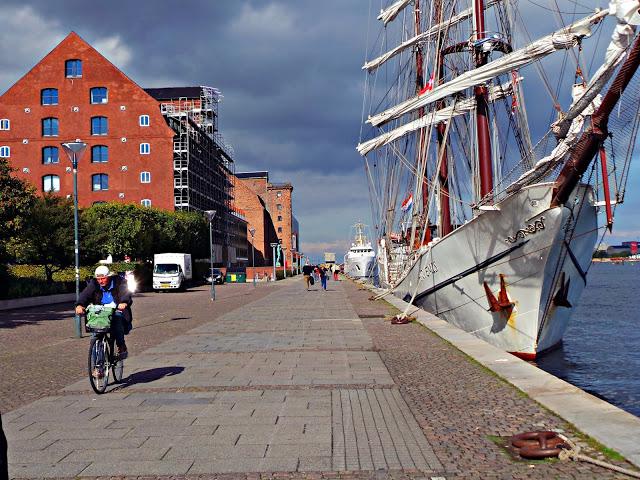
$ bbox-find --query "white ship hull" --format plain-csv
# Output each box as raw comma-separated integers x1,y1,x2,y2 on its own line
388,183,597,359
345,254,376,279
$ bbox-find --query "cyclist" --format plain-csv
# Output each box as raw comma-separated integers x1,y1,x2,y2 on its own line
75,265,133,359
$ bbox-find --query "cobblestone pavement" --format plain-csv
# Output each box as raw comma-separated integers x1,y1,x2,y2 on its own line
3,277,637,478
0,283,281,412
342,279,636,479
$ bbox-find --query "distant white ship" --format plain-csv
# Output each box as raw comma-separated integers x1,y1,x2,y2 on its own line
344,223,376,279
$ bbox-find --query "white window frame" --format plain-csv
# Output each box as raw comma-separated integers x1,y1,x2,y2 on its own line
139,143,150,154
43,175,60,192
0,146,9,158
140,171,151,183
141,199,152,207
0,119,9,130
139,115,150,126
90,87,108,104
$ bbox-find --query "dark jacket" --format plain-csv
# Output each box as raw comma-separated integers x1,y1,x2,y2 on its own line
78,275,132,323
302,265,313,276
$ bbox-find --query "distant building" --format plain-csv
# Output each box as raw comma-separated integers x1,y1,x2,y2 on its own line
235,171,300,268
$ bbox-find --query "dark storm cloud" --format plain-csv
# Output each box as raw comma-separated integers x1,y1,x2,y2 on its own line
2,0,639,253
0,0,373,255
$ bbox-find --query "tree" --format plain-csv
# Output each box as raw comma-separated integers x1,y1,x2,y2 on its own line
0,158,35,295
8,195,74,283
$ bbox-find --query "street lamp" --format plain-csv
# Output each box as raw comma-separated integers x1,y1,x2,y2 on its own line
270,242,279,281
248,227,256,287
61,141,87,338
205,210,216,301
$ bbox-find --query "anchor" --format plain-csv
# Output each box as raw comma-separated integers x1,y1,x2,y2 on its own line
483,274,515,315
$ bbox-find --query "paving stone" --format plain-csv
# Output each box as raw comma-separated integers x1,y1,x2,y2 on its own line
9,462,90,478
79,459,193,476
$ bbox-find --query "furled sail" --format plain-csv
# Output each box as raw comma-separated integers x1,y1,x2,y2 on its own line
367,10,608,127
377,0,412,26
364,1,500,72
357,80,517,156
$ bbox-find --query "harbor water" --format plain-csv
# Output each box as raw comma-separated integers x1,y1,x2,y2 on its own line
536,262,640,418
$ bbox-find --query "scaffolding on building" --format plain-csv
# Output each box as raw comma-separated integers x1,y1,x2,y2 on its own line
151,86,235,259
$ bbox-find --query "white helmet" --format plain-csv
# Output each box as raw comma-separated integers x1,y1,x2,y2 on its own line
94,265,110,278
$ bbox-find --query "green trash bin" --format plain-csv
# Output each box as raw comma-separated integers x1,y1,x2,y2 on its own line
225,272,247,283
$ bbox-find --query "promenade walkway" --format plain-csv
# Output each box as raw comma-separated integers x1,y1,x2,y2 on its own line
4,277,635,478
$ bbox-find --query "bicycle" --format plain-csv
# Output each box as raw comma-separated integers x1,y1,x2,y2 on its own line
84,305,125,394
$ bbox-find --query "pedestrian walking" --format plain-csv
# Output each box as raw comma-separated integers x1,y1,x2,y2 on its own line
332,264,339,281
302,263,314,290
320,266,328,291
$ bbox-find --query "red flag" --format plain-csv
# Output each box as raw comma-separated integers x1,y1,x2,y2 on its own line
419,73,435,95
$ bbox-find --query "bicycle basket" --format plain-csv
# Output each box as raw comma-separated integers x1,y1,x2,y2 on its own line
86,306,113,331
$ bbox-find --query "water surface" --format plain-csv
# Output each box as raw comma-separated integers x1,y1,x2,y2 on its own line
536,262,640,417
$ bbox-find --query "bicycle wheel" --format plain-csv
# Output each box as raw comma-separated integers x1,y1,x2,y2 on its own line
88,336,109,394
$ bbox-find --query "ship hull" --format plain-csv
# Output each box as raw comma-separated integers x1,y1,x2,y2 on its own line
345,254,377,279
389,183,597,358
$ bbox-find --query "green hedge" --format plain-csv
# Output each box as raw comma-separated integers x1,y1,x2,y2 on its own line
4,262,152,299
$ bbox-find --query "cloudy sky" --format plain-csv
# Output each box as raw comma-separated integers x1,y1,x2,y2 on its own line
1,0,637,261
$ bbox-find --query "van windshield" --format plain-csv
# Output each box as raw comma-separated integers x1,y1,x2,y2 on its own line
154,263,180,274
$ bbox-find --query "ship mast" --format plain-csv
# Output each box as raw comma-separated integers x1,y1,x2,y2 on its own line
473,0,494,200
435,0,452,236
414,0,432,245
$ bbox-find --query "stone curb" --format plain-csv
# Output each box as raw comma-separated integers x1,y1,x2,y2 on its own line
365,284,640,468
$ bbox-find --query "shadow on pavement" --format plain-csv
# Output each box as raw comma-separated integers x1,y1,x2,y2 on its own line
0,306,72,329
119,366,185,388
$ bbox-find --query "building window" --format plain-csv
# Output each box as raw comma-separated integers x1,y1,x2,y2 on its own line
277,191,282,197
42,146,59,164
43,175,60,192
41,88,58,105
278,227,283,233
140,171,151,183
91,116,108,135
141,199,152,207
92,173,108,191
42,117,59,136
139,115,150,126
91,145,108,163
277,215,282,222
90,87,108,104
0,146,9,158
139,143,150,154
276,204,283,211
0,119,9,130
65,59,82,78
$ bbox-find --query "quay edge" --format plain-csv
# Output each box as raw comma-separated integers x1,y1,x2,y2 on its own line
362,281,640,468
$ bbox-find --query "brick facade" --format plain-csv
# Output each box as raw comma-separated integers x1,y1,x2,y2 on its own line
233,179,277,266
0,32,175,210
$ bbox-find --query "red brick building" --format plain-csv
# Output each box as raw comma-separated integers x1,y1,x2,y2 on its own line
236,171,300,268
0,32,175,209
233,179,277,266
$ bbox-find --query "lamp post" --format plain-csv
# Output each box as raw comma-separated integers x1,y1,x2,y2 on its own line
205,210,217,301
270,242,278,281
61,141,87,338
249,227,256,287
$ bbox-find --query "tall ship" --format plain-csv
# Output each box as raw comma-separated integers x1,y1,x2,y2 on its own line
358,0,640,358
344,223,377,279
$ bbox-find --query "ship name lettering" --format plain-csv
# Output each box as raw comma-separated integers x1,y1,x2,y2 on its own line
505,216,545,244
419,262,438,279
